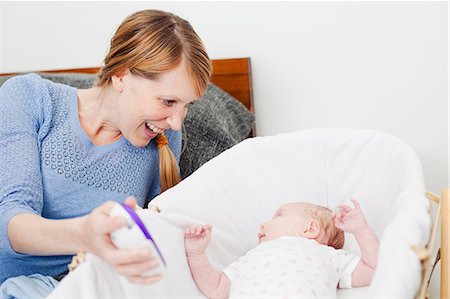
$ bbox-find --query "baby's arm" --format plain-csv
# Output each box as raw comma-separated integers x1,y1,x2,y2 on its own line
185,224,231,299
333,199,380,287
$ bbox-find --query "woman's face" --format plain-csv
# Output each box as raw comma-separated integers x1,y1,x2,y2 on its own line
113,61,199,147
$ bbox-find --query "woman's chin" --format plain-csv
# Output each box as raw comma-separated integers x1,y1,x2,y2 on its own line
130,136,154,148
128,129,158,147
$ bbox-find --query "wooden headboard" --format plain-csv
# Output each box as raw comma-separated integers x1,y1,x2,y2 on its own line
1,58,253,111
210,58,253,113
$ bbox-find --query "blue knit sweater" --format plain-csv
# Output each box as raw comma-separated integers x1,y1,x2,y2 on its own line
0,74,181,283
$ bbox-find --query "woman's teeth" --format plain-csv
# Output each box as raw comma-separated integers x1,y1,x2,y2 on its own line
146,122,164,134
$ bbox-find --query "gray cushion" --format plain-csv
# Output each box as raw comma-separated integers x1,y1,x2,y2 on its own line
180,83,254,178
0,73,255,179
0,73,96,89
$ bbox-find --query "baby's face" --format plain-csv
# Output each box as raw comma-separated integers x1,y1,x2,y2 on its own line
258,203,311,243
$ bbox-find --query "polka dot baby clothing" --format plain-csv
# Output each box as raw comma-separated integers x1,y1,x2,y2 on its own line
223,236,360,298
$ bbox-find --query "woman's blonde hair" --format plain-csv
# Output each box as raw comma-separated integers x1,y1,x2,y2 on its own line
97,9,211,193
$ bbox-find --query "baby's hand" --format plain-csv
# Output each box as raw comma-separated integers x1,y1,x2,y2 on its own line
184,224,212,257
333,199,369,235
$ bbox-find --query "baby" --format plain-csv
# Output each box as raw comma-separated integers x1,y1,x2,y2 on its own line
184,199,379,298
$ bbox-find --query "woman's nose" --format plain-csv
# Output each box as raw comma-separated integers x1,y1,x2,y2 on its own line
166,108,185,131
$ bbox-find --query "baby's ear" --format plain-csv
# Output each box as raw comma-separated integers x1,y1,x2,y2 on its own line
303,219,321,240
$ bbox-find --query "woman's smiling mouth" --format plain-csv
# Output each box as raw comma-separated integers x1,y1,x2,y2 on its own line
145,122,164,134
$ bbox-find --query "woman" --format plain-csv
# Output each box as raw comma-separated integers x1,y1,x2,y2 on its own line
0,9,211,289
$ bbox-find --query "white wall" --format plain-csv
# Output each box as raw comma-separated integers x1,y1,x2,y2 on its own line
1,1,448,195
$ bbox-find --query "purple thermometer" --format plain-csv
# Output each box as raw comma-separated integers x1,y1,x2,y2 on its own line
110,203,167,276
119,203,166,267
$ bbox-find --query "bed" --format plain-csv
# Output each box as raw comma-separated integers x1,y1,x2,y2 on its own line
1,58,447,298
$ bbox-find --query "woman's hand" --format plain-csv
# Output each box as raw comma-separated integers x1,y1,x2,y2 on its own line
78,197,161,284
184,224,212,257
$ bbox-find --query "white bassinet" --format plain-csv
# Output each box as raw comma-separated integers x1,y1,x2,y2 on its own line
49,128,432,298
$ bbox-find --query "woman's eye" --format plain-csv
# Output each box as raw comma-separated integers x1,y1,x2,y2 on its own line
162,99,176,106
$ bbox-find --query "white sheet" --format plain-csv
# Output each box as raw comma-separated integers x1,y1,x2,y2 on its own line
48,128,430,298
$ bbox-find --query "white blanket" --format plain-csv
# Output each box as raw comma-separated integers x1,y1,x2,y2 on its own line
48,128,430,298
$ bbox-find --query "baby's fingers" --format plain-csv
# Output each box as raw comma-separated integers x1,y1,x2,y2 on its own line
184,227,196,237
193,225,201,235
350,198,361,210
185,225,201,236
332,212,342,222
334,209,346,219
184,224,212,237
334,217,345,229
337,205,353,214
195,224,212,236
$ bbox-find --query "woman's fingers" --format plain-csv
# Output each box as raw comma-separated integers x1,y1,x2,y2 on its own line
96,200,120,216
101,216,128,235
106,248,155,266
89,201,128,235
116,259,160,277
123,196,138,209
127,273,162,285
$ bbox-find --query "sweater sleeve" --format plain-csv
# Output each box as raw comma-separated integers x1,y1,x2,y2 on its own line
0,74,49,256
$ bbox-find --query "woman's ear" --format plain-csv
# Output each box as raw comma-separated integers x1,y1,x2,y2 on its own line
111,71,128,93
302,219,321,240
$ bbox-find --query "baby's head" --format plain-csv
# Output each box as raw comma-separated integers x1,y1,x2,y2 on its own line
258,202,344,249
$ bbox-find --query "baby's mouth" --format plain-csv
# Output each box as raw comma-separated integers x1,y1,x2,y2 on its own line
258,232,265,240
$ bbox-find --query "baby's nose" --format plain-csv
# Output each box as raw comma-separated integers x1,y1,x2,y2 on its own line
260,224,265,230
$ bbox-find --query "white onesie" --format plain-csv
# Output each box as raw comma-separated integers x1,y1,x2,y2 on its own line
223,236,360,298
